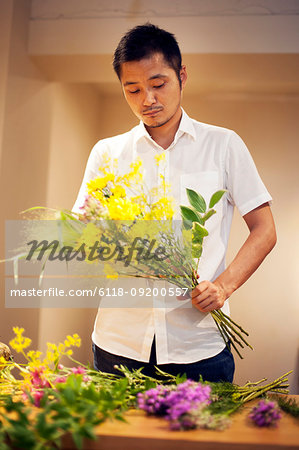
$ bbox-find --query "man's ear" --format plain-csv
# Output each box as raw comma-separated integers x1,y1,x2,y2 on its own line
180,65,187,89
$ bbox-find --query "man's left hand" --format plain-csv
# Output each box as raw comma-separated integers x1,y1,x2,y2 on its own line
191,281,226,312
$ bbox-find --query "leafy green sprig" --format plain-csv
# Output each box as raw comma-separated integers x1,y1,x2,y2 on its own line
180,188,253,359
275,395,299,419
0,373,130,450
205,371,292,417
0,353,294,450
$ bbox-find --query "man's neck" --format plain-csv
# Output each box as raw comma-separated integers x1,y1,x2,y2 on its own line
145,109,182,150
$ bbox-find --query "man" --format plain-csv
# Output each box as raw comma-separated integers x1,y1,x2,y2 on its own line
73,23,276,382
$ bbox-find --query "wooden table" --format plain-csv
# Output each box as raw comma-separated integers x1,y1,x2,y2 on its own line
63,397,299,450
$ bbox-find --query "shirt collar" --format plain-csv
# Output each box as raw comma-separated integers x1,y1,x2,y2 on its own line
134,108,196,146
177,108,196,141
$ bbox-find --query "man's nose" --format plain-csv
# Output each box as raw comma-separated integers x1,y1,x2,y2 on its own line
143,89,156,106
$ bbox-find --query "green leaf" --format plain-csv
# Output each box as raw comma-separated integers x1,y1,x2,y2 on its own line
202,209,216,223
192,222,209,241
180,206,201,223
144,378,156,391
186,189,207,213
209,190,226,208
192,243,203,258
72,431,83,449
63,387,76,405
175,372,187,384
182,219,193,231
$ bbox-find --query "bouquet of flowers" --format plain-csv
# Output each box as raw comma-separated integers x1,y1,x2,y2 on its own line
8,153,251,357
0,327,294,449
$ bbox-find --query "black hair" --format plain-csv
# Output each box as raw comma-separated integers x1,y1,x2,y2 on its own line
113,23,182,84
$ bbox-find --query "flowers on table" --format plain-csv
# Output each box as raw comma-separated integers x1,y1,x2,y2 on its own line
165,380,212,429
249,399,282,427
0,328,134,449
137,380,229,431
138,380,231,431
0,327,296,448
137,384,171,415
137,370,293,432
275,395,299,418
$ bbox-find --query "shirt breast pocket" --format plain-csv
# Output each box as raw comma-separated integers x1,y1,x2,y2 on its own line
180,171,220,207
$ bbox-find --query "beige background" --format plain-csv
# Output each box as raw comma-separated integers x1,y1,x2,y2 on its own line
0,0,298,393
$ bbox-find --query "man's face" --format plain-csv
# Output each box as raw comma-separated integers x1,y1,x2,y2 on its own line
120,53,187,130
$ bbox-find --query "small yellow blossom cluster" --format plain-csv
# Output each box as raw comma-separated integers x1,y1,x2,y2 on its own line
85,153,174,221
44,334,81,368
9,327,81,371
9,327,32,354
86,158,143,220
1,328,84,400
75,153,175,277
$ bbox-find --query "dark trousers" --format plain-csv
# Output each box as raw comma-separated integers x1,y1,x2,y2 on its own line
93,337,235,383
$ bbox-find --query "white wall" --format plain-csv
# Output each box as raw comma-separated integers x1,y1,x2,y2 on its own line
1,0,298,392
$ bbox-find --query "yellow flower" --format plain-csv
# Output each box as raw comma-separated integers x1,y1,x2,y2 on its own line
107,197,141,220
122,158,143,186
144,197,175,220
9,327,32,353
87,173,115,196
111,185,126,198
27,350,42,364
72,334,81,347
44,342,59,365
64,334,81,348
84,154,174,223
155,152,166,164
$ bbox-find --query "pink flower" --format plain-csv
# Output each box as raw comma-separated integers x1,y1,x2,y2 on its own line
30,366,50,388
71,366,86,375
83,375,92,383
23,390,44,407
32,390,44,407
55,376,67,384
79,195,105,222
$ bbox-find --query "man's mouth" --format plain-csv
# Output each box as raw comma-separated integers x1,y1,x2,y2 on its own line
143,108,163,117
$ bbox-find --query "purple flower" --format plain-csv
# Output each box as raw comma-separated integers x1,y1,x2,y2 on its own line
165,380,211,430
249,399,282,427
137,380,212,430
137,385,172,415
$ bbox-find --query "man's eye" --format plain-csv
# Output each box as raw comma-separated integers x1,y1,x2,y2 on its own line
129,89,140,94
154,84,164,89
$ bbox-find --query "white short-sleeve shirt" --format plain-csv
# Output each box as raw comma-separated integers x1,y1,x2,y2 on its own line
73,109,272,364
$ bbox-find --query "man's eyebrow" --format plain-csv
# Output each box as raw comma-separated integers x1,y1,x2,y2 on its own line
123,81,138,86
123,74,168,86
148,74,168,80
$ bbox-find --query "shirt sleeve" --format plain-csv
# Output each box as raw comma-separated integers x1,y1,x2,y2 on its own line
225,131,272,216
72,141,106,213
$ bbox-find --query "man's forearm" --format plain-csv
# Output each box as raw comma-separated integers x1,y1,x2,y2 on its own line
191,203,276,312
214,204,277,299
